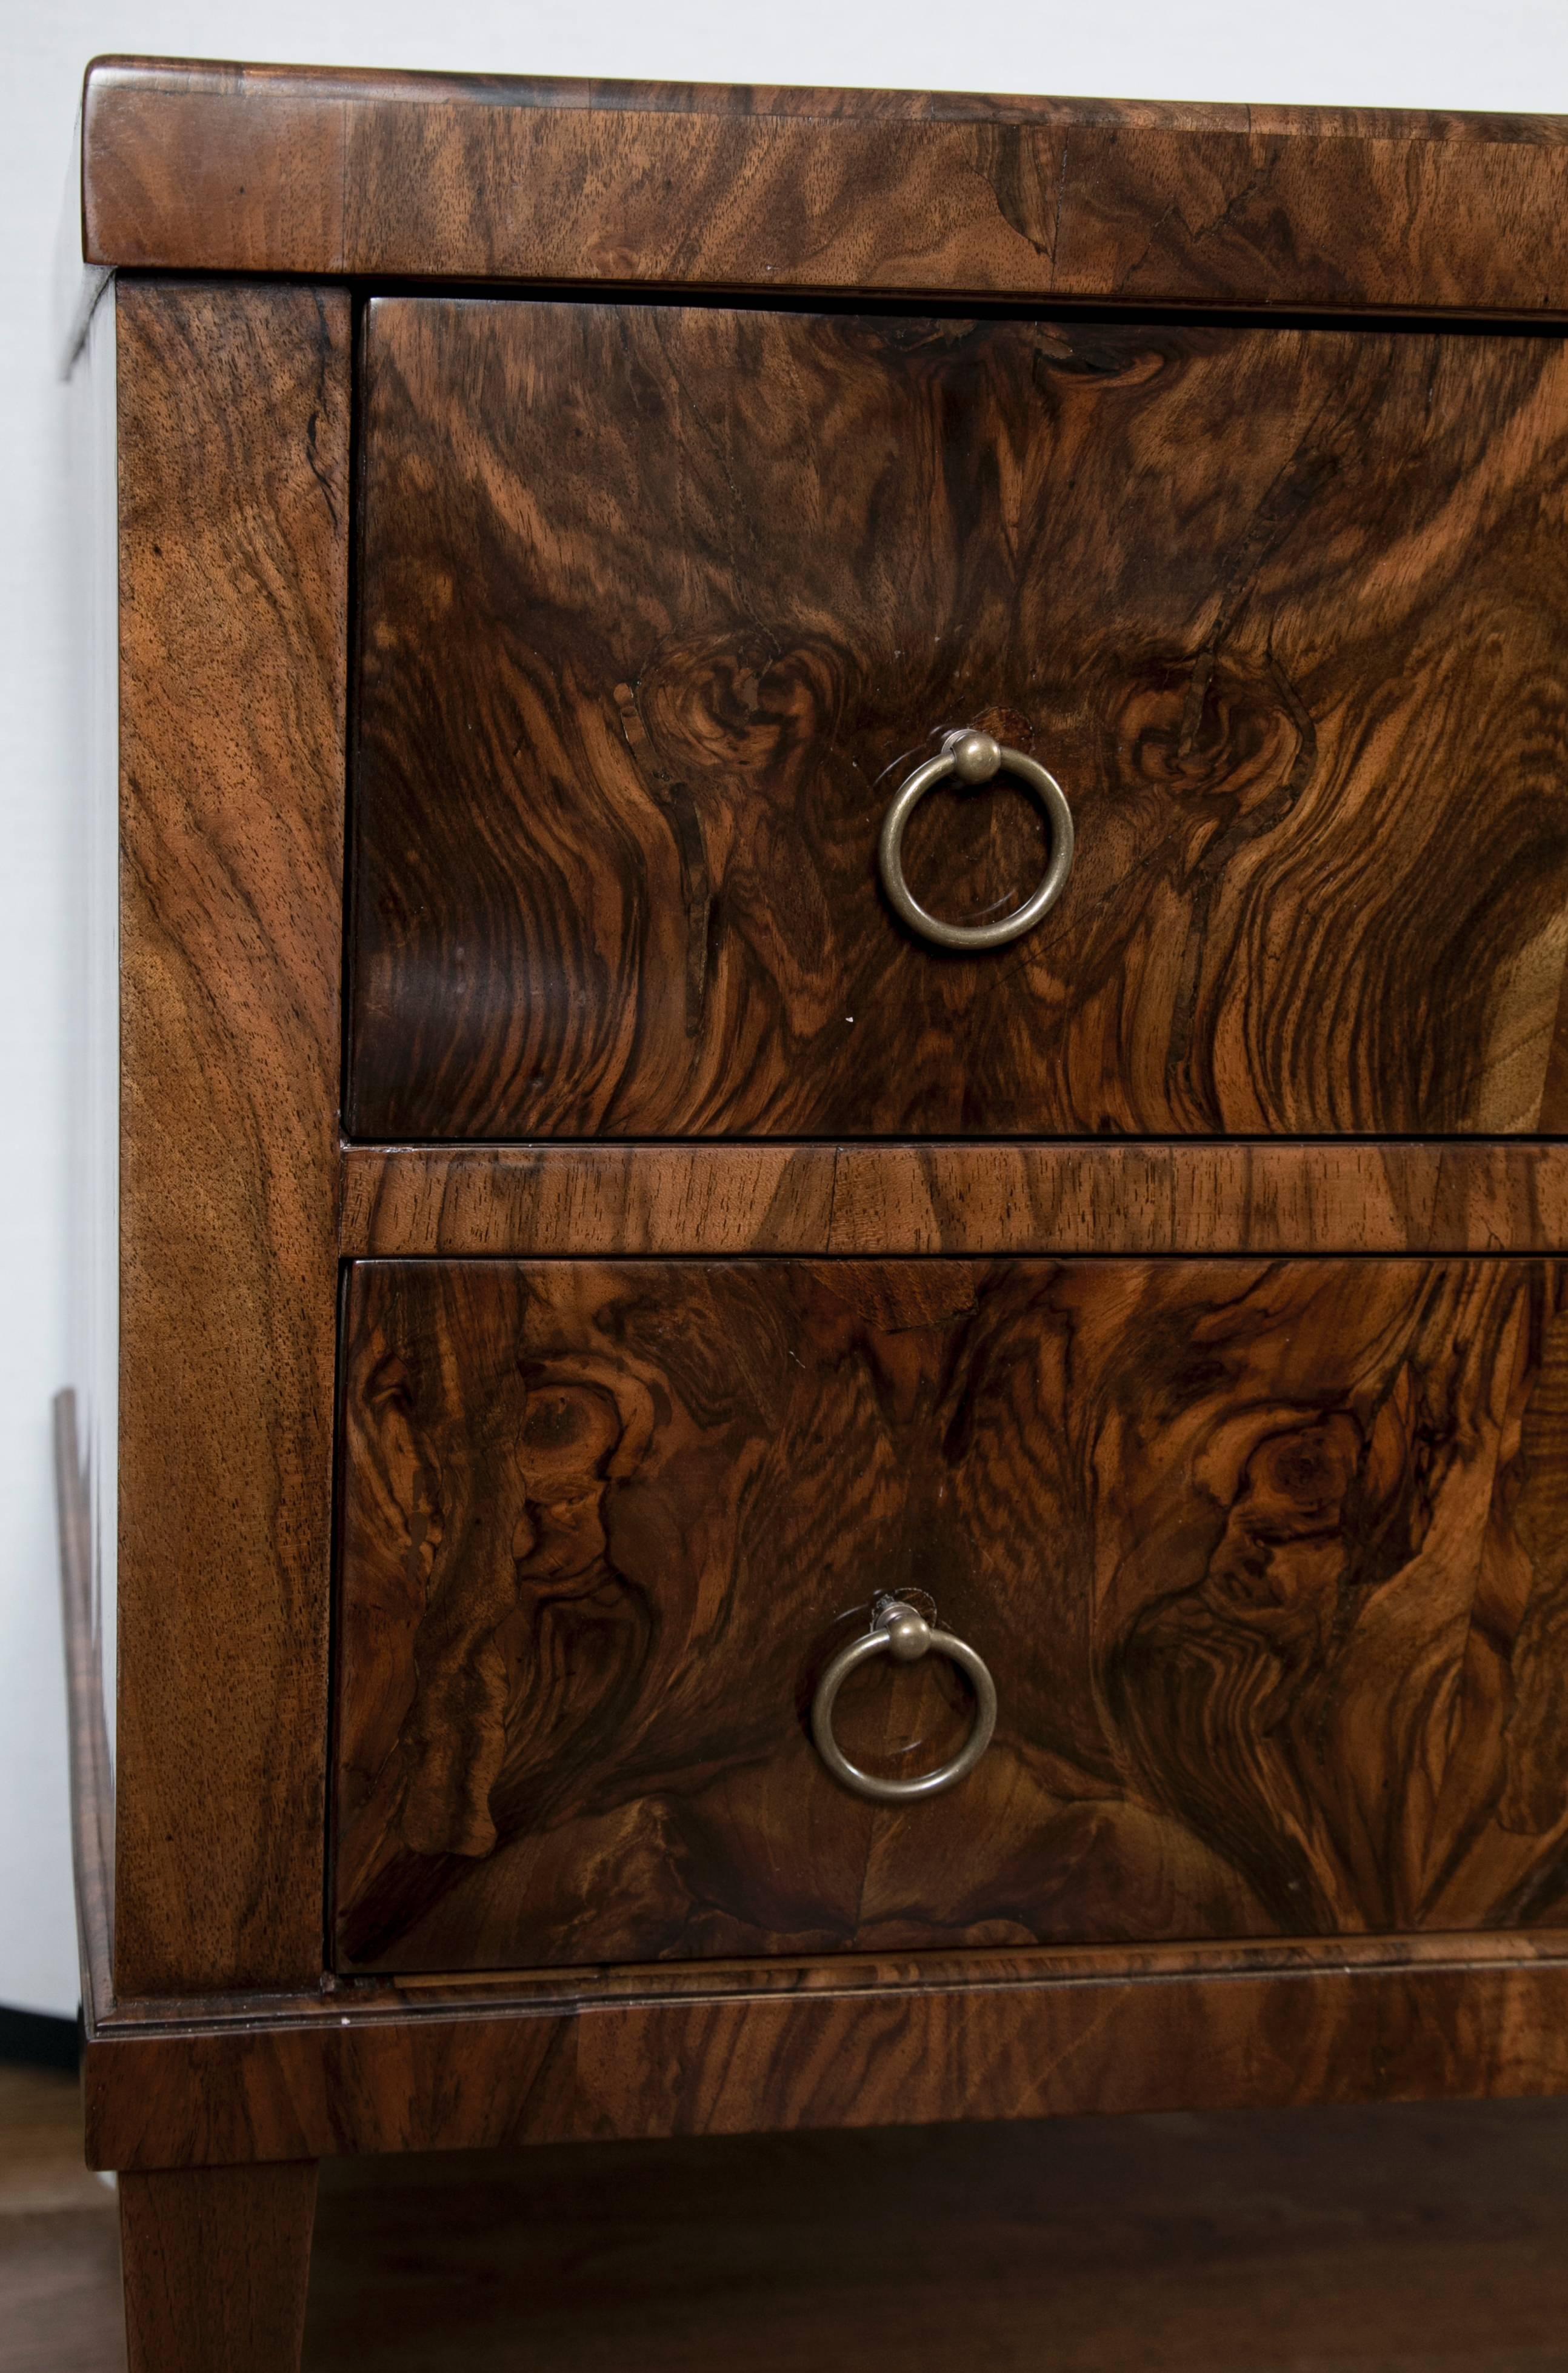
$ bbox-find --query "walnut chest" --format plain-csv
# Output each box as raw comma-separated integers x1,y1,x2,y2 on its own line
61,56,1568,2370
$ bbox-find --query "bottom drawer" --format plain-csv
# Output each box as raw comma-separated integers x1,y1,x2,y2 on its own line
332,1257,1568,1974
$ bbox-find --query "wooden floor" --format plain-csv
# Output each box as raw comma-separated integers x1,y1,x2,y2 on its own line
6,2061,1568,2369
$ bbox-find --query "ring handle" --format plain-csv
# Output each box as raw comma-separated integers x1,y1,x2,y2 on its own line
810,1597,998,1803
878,729,1075,950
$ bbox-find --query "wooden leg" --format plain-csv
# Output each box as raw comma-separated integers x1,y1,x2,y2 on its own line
119,2160,318,2372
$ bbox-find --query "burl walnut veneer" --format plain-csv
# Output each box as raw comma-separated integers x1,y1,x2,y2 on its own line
59,55,1568,2372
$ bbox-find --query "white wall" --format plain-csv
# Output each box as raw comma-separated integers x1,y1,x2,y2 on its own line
4,0,1568,2018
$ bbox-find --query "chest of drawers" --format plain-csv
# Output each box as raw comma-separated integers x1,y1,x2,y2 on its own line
59,56,1568,2369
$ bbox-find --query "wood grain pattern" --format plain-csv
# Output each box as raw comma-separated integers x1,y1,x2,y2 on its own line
342,1140,1568,1258
81,59,1568,315
81,1952,1568,2172
336,1257,1568,1974
116,282,349,1995
350,299,1568,1141
120,2160,317,2373
340,1143,837,1258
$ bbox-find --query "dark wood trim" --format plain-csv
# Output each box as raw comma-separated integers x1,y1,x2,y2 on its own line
53,1389,113,2033
81,58,1568,313
115,282,350,1996
72,1926,1568,2028
339,1142,837,1256
83,1944,1568,2172
365,1927,1568,1997
76,59,1568,138
339,1140,1568,1258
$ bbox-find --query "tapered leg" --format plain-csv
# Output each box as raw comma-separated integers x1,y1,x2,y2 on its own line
119,2160,318,2372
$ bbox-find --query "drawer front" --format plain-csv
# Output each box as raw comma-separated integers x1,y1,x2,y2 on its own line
333,1257,1568,1974
349,298,1568,1141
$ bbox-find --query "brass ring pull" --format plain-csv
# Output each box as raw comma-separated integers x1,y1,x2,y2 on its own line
878,729,1075,950
810,1598,998,1803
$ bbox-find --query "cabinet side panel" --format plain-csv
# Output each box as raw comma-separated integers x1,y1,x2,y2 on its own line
115,281,349,1995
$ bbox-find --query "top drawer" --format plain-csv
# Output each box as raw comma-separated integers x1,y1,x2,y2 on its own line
349,297,1568,1141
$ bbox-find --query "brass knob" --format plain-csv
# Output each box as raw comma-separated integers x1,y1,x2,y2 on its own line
877,729,1074,950
810,1598,998,1803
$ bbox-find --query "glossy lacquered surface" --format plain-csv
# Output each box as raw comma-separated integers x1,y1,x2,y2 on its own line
350,298,1568,1141
78,59,1568,316
334,1256,1568,1974
338,1140,1568,1258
